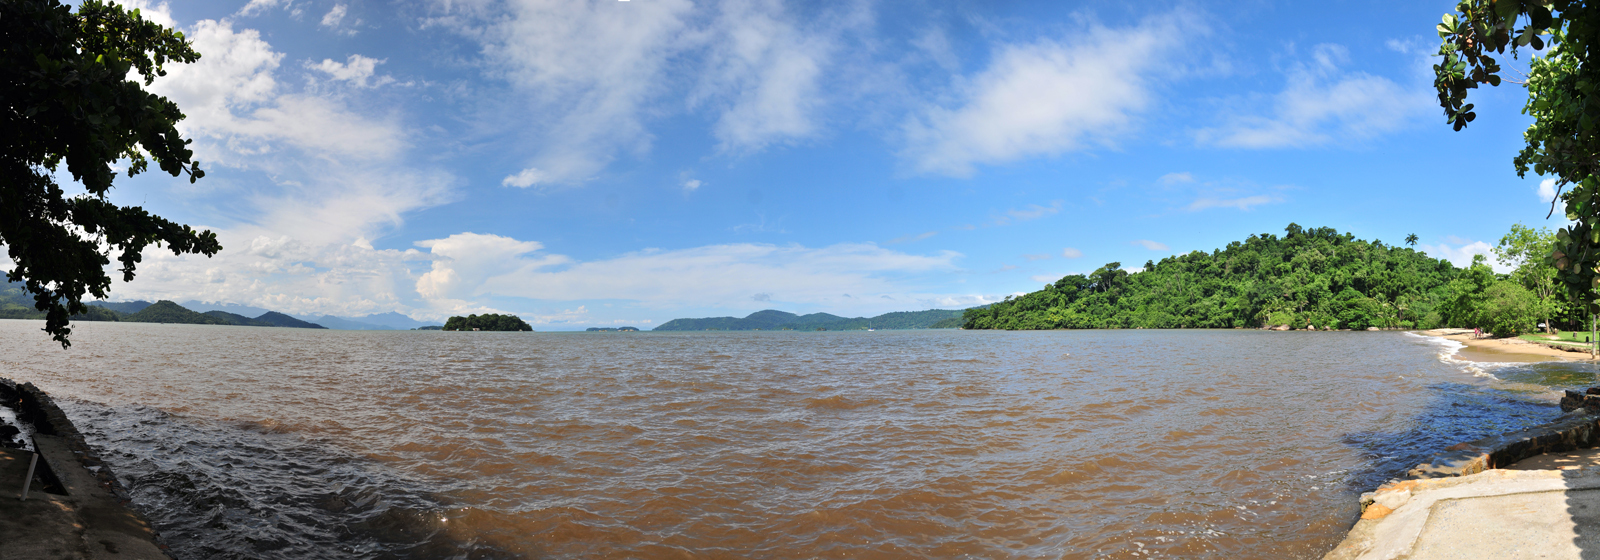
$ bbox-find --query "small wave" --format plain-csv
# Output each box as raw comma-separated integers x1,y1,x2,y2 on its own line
1403,331,1503,380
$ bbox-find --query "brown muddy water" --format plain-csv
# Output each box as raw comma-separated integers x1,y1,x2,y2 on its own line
0,320,1594,559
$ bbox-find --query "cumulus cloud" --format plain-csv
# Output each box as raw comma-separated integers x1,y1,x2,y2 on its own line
1132,239,1169,251
1187,195,1280,211
1195,44,1430,148
1420,240,1512,273
902,13,1196,176
1061,247,1084,258
95,11,459,319
321,4,348,28
109,0,176,28
502,168,545,188
682,178,703,192
1539,178,1559,204
415,233,566,300
307,55,388,87
148,19,404,163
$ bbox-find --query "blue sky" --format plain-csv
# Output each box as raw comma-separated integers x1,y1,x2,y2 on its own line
79,0,1562,328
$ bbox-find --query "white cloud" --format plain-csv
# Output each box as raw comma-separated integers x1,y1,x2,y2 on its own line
108,0,176,29
902,13,1194,176
1006,200,1063,222
236,0,283,17
1187,195,1279,211
1023,253,1051,261
307,55,388,87
694,0,834,152
444,0,862,187
321,4,348,28
502,168,545,188
98,12,458,318
415,233,566,300
149,19,405,164
1195,43,1430,148
1159,172,1194,185
682,179,703,192
1539,178,1559,204
1420,240,1512,273
1132,239,1169,251
470,0,695,186
1061,247,1083,258
1030,274,1060,283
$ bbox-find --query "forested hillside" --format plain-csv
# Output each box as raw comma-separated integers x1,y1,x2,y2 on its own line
964,224,1519,331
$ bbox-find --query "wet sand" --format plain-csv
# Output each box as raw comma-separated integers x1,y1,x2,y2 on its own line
1420,329,1588,363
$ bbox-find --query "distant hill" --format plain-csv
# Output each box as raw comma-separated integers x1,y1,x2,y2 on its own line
256,312,326,329
351,312,428,330
653,308,967,331
125,301,231,325
203,310,276,327
181,300,271,317
313,315,392,330
89,300,152,314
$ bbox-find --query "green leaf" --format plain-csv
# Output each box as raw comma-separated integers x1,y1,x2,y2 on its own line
1496,0,1519,21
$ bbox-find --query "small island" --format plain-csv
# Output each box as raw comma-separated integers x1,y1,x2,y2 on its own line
442,313,532,332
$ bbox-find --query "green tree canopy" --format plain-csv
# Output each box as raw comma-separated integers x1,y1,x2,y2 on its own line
2,0,220,346
1432,1,1600,310
1494,222,1561,330
443,314,533,332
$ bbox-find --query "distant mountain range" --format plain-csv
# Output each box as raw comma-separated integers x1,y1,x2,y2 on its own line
653,308,967,331
0,282,439,330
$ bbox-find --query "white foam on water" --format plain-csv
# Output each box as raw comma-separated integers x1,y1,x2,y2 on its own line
0,405,34,452
1403,331,1504,380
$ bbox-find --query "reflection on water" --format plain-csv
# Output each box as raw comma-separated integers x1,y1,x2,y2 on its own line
0,321,1592,559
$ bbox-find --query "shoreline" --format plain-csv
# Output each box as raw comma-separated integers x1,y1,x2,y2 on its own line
1417,328,1589,363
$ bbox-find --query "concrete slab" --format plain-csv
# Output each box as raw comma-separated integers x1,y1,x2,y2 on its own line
1509,447,1600,471
0,435,165,559
1324,468,1600,560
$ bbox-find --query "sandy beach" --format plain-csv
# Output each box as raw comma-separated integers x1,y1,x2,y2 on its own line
1420,328,1590,363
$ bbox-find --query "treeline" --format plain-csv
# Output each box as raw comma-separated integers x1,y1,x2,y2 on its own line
964,224,1559,336
443,314,532,332
654,308,965,331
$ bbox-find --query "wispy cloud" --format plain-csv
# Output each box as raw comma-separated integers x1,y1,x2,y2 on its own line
1006,200,1063,222
1194,44,1430,148
887,231,938,244
1159,172,1194,185
1131,239,1169,251
436,0,866,188
902,11,1201,176
1023,253,1052,261
1061,247,1084,258
1186,195,1280,211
